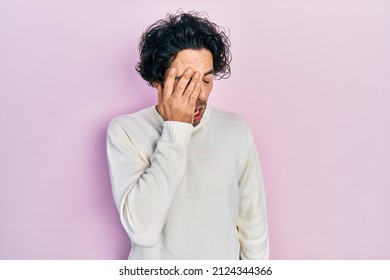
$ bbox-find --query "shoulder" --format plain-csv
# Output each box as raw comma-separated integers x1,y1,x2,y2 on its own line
209,107,251,132
107,106,159,133
106,106,163,153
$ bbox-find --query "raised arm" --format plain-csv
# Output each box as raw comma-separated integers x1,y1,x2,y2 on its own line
107,120,192,247
106,67,201,247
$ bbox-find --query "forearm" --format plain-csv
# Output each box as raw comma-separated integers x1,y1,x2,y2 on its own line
107,121,193,247
238,204,269,260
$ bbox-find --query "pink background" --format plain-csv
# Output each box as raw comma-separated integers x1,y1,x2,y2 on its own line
1,0,389,259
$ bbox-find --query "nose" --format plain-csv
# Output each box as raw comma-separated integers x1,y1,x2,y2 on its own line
197,84,206,101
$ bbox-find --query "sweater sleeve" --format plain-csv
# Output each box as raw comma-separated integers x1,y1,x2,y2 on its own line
106,119,193,247
237,127,270,260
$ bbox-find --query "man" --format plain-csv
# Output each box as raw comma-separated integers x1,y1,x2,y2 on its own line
106,11,269,260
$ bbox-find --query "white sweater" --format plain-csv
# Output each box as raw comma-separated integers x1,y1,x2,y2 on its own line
106,106,269,259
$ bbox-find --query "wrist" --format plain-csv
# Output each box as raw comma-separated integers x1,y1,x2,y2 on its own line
160,121,193,147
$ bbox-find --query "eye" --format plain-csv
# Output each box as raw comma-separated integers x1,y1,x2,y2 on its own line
203,80,211,84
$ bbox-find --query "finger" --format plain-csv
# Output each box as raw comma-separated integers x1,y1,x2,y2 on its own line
188,81,201,107
182,71,200,100
162,68,176,99
172,67,194,98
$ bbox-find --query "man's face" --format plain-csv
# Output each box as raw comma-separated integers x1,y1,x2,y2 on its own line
170,48,214,126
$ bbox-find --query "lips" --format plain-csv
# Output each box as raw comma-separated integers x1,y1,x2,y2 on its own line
193,106,204,122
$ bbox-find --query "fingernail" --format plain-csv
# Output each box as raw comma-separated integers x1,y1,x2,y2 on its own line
170,68,176,75
187,68,193,74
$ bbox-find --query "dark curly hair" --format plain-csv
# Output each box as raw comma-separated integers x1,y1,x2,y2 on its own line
135,11,232,86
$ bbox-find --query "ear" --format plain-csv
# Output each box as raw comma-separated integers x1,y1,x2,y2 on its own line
152,81,160,89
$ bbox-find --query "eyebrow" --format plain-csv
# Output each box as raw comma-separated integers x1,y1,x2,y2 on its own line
175,69,214,80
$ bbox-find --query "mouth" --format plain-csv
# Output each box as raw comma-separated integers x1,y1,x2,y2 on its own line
193,106,205,123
